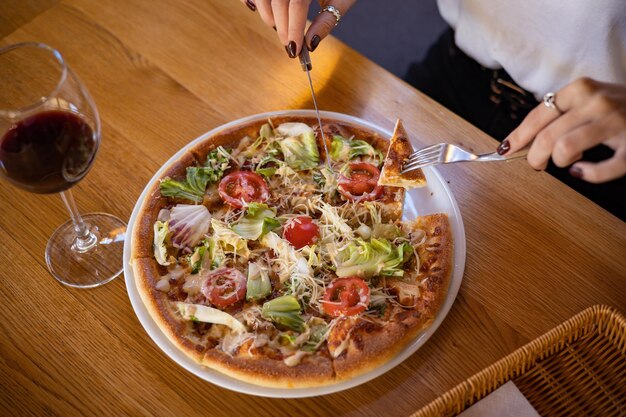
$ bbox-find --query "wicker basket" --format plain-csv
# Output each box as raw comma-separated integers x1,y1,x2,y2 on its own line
413,305,626,417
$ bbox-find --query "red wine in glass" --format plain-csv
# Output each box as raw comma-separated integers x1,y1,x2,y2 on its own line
1,110,97,193
0,42,126,288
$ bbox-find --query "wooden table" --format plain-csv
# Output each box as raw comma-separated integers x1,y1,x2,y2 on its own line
1,1,625,416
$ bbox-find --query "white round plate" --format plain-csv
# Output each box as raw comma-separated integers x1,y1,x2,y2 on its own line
123,110,466,398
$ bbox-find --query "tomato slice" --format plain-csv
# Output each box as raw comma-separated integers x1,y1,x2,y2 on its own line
338,162,383,202
218,171,269,208
283,216,320,249
202,267,247,308
321,277,371,317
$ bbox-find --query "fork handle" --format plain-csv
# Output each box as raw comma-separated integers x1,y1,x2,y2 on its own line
476,149,528,162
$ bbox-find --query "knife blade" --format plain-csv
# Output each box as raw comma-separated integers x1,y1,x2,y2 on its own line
299,46,331,168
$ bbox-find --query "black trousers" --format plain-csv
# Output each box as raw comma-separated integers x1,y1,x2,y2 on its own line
404,29,625,221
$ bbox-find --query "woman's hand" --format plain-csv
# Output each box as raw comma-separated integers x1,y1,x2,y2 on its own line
498,78,626,183
241,0,356,58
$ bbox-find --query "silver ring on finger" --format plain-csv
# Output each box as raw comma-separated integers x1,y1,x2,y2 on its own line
543,92,562,114
319,5,341,26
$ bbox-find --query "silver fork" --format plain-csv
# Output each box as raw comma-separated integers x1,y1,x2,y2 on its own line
401,143,528,173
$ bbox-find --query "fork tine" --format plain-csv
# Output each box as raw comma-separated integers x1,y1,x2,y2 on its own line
404,152,441,167
402,159,440,173
409,145,445,161
402,144,445,171
402,155,440,171
408,148,442,160
408,144,443,158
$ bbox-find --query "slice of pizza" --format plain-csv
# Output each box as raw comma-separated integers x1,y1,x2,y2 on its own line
378,119,427,189
328,213,453,381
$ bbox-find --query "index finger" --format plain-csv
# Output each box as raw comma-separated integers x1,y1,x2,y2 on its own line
255,0,275,29
288,0,312,56
502,78,600,154
305,0,356,51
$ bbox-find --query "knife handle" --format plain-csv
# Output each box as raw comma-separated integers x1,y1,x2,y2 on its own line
299,45,312,71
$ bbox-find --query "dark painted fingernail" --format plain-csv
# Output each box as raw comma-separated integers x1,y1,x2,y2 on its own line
569,166,583,179
286,41,297,58
245,0,256,11
497,139,510,155
309,35,321,52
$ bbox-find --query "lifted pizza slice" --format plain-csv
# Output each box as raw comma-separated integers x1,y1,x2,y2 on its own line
378,119,427,189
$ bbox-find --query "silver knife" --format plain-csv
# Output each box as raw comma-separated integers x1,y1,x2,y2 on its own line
299,46,332,168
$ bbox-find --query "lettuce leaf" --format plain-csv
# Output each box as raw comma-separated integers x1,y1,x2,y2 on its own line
204,147,230,183
246,262,272,301
276,123,319,170
334,238,413,278
330,135,382,163
176,302,246,333
211,218,250,259
153,220,170,266
189,242,207,274
231,203,280,240
262,295,305,332
159,147,230,202
169,204,211,249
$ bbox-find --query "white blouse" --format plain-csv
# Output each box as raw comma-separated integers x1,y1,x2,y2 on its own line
437,0,626,99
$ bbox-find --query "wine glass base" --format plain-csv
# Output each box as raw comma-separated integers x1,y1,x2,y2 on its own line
45,213,127,288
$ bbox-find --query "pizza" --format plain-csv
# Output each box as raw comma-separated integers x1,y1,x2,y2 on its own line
130,115,453,388
378,119,427,189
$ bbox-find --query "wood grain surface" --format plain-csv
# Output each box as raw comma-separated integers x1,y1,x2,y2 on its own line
1,1,625,416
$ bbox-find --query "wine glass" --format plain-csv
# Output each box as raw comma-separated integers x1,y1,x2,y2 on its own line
0,42,126,288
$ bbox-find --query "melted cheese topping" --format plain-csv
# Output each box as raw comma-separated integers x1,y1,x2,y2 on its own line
283,350,310,367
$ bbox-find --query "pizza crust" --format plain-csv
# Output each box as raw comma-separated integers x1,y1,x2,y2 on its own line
201,349,335,388
332,316,429,381
378,119,427,189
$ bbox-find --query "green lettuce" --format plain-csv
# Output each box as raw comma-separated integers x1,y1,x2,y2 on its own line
302,318,328,352
330,135,382,162
262,295,305,332
211,218,249,259
159,147,230,202
312,165,337,194
246,262,272,301
153,221,170,266
334,238,413,278
189,243,207,274
231,203,280,240
276,123,319,170
255,156,281,178
204,147,231,183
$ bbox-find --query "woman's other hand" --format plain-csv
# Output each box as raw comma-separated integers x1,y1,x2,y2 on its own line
241,0,356,57
498,78,626,183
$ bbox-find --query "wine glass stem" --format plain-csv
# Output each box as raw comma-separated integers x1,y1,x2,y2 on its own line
60,189,98,252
